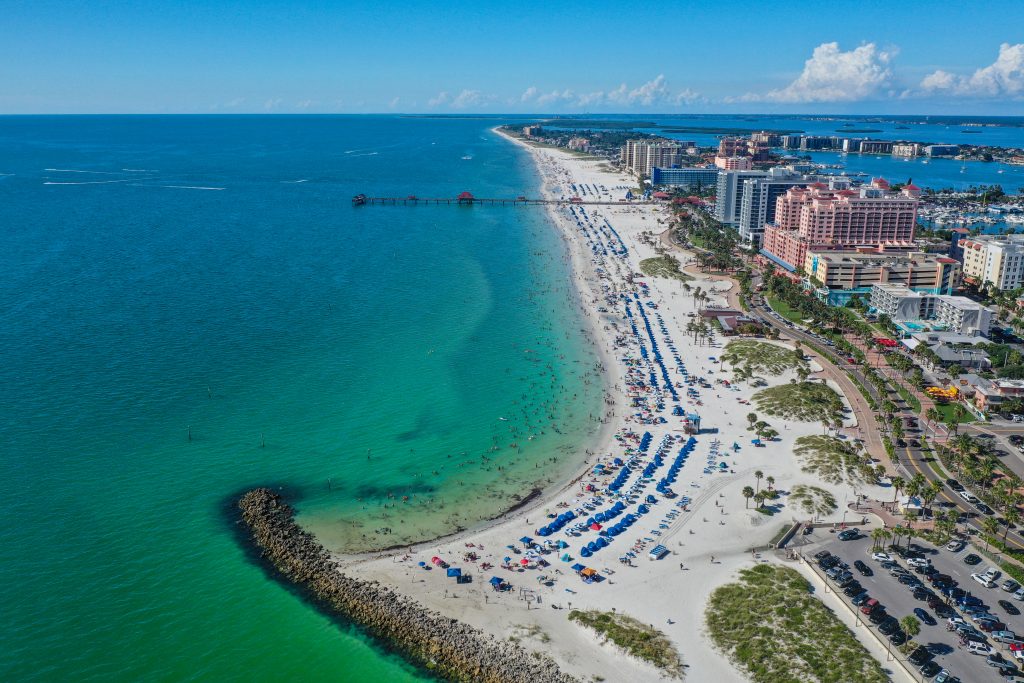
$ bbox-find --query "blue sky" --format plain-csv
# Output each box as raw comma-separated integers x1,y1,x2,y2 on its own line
2,0,1023,114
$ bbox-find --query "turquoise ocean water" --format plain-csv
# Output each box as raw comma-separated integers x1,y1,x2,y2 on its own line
0,116,602,681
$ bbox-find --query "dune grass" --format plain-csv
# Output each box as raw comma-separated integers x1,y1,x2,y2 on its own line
722,340,806,376
752,382,844,423
568,609,683,678
639,255,692,282
793,435,871,486
706,564,888,683
789,485,839,517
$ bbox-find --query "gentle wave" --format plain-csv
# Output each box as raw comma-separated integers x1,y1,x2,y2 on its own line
282,179,309,183
44,179,134,185
153,185,225,191
44,168,122,174
122,168,159,172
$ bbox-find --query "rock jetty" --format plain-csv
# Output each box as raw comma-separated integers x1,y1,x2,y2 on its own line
238,488,578,683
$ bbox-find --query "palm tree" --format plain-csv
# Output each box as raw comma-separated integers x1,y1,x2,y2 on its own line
753,490,768,509
925,407,941,429
766,476,775,491
754,470,764,494
983,517,1001,549
1004,508,1020,542
742,485,755,509
890,476,905,508
901,615,921,639
746,412,757,430
870,527,887,550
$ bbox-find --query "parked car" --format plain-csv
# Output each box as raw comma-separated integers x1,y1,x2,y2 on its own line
960,490,980,504
968,641,993,655
947,479,965,492
964,553,982,565
979,620,1007,632
843,582,864,597
909,646,934,665
908,557,931,568
929,573,953,585
872,552,893,562
934,604,955,619
837,529,859,541
878,616,900,635
973,572,997,588
888,630,907,645
919,660,941,677
927,595,944,610
992,630,1019,644
860,598,879,614
914,607,937,626
983,567,1002,582
852,593,871,606
869,609,889,624
854,560,872,576
945,539,965,552
1003,579,1021,593
934,669,960,683
1014,586,1024,601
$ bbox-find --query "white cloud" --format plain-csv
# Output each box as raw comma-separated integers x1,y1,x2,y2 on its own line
451,89,484,109
575,91,605,107
389,97,400,109
427,91,450,107
627,75,670,106
740,42,894,103
264,98,283,110
919,43,1024,98
520,86,538,102
536,89,576,106
674,88,704,105
296,99,316,109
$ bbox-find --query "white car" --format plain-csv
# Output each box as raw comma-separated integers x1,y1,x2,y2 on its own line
945,539,965,552
972,572,997,588
959,490,980,504
907,557,931,568
983,567,1002,582
872,552,893,562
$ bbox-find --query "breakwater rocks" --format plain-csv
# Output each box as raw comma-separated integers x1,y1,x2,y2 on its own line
238,488,578,683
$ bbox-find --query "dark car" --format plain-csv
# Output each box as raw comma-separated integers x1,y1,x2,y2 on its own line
958,595,984,607
919,661,941,678
915,564,937,575
854,560,873,576
942,587,967,600
899,574,922,586
1010,435,1024,446
869,609,889,624
888,630,907,645
977,503,995,515
996,662,1018,677
914,607,937,625
1000,599,1021,616
843,582,864,597
837,529,859,541
934,604,955,618
988,653,1007,667
946,478,965,492
979,620,1007,632
927,595,944,610
998,517,1018,530
878,616,900,635
913,586,932,600
820,556,841,569
964,553,982,565
909,646,934,666
929,573,953,585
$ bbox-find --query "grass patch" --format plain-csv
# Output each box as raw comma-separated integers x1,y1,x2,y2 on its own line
722,340,806,376
789,485,839,516
895,385,921,413
932,401,977,425
639,254,692,282
766,295,807,325
753,381,844,423
568,609,683,678
706,564,888,683
793,435,872,486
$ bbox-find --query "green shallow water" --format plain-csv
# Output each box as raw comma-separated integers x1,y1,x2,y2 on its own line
0,115,601,681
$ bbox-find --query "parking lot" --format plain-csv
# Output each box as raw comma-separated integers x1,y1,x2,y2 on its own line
809,529,1024,681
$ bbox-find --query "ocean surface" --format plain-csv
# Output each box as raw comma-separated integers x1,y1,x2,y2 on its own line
0,116,602,681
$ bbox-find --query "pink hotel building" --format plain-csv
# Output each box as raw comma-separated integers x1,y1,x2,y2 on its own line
760,178,920,272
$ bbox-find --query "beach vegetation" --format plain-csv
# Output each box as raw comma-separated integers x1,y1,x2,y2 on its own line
793,435,874,486
722,340,808,377
789,485,838,517
639,254,692,282
568,609,683,678
752,382,844,424
705,564,888,683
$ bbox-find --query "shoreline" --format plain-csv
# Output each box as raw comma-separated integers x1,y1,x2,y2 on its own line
290,126,897,682
334,128,624,564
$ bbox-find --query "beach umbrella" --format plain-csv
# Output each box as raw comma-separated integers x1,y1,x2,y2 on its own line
519,536,533,545
417,561,426,567
520,558,529,566
503,556,512,564
590,523,602,531
490,576,504,586
580,548,592,558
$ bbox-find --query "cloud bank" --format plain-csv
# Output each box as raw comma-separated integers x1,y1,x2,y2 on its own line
738,42,894,103
919,43,1024,98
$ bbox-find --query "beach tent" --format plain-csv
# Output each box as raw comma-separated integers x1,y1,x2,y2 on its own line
446,568,462,577
502,556,512,564
590,523,602,531
561,553,572,562
570,563,586,573
431,557,442,565
519,536,533,545
556,540,569,549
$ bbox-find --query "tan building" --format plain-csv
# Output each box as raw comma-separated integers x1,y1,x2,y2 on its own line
804,249,961,305
960,234,1024,290
621,140,684,177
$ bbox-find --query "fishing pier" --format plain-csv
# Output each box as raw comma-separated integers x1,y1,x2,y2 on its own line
352,192,654,207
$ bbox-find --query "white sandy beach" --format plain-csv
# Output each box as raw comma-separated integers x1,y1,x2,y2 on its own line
337,133,903,682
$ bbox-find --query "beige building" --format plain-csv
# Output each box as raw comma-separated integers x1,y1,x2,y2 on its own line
804,249,961,304
960,234,1024,290
621,140,684,177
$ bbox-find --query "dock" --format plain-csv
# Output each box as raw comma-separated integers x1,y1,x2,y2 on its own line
351,192,654,207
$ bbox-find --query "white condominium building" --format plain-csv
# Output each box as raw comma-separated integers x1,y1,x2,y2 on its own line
960,234,1024,291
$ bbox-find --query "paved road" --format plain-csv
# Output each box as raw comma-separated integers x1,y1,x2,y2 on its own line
813,531,1024,681
753,300,1024,553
